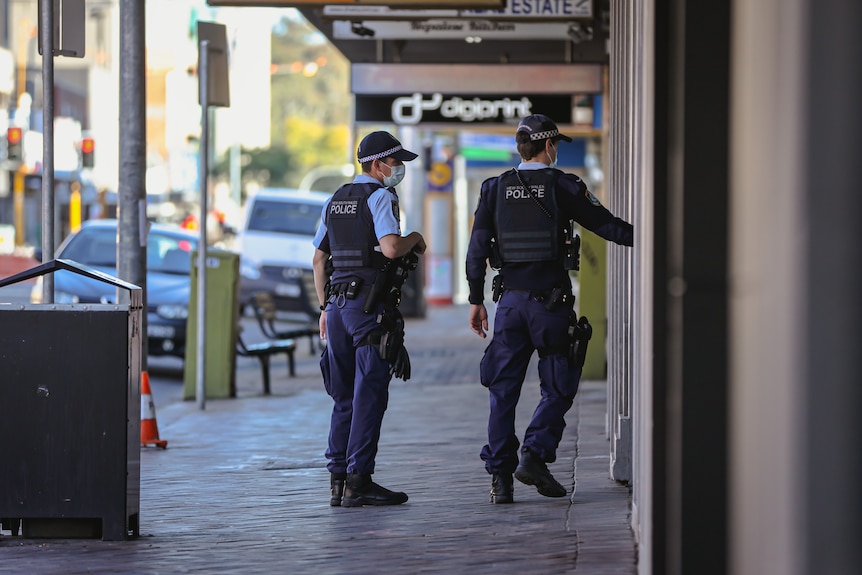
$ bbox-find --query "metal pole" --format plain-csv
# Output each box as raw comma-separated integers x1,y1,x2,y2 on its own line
119,0,147,369
196,40,209,410
230,142,241,207
39,0,54,303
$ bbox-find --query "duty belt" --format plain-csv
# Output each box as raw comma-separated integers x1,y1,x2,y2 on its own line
504,287,572,311
326,279,372,306
504,287,553,301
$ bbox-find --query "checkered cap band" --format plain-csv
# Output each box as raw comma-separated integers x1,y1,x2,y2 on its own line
358,145,403,163
528,129,560,141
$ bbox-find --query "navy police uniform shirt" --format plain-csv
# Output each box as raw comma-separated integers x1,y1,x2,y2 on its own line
466,162,633,305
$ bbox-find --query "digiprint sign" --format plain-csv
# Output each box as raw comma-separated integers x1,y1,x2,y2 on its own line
355,93,573,125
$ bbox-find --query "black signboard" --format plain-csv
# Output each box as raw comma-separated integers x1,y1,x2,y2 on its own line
355,94,573,125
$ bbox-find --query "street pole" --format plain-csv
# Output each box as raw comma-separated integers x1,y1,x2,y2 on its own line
39,0,54,303
230,142,241,207
119,0,147,370
196,40,209,411
194,21,229,410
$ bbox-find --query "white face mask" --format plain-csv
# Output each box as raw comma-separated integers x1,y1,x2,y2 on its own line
381,162,406,188
548,143,558,169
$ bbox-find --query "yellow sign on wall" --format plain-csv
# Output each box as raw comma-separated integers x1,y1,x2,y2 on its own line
427,162,452,189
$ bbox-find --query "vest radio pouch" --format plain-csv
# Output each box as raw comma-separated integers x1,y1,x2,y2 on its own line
568,315,593,369
563,223,581,271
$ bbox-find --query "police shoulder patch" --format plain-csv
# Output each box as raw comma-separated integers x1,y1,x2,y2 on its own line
586,190,602,206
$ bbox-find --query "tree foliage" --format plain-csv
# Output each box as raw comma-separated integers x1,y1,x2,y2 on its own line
270,14,351,187
213,145,293,191
212,13,351,194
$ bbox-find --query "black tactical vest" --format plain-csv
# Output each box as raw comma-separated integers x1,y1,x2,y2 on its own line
326,183,388,271
494,169,562,263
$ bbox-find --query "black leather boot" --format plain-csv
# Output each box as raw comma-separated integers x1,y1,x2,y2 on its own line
341,474,408,507
330,472,346,507
514,449,567,498
490,473,514,504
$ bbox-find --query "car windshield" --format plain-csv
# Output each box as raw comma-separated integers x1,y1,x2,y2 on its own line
247,199,322,236
61,227,196,275
148,234,196,275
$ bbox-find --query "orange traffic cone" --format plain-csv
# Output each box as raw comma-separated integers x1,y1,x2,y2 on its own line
141,371,168,448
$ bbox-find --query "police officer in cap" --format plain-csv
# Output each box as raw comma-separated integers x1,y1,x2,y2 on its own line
312,131,426,507
465,114,633,504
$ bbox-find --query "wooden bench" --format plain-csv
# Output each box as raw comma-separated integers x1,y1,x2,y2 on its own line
236,331,297,395
249,291,321,355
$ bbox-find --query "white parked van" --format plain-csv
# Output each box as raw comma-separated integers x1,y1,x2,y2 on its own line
234,188,330,315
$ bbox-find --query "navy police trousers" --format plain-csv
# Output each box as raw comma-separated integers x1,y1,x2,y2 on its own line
319,296,392,476
479,290,582,475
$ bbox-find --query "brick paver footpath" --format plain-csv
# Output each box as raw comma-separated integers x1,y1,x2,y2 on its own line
0,304,636,575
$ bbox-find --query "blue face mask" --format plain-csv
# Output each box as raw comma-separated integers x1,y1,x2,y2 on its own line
548,143,558,169
382,162,405,188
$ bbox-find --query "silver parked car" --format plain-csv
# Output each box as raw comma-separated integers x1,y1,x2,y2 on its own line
234,188,328,316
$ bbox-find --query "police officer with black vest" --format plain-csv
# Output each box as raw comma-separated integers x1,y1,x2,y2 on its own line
312,131,426,507
466,114,633,504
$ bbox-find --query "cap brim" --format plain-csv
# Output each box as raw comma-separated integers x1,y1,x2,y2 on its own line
558,134,573,143
390,148,418,161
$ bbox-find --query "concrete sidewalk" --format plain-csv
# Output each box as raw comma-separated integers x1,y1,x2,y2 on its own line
0,304,636,574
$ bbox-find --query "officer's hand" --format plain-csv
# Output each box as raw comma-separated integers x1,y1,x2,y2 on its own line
469,304,488,339
318,311,327,340
412,234,427,255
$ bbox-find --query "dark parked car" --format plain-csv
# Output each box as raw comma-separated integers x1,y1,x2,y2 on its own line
30,219,198,359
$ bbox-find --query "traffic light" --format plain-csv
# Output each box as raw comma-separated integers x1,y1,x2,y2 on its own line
6,127,22,162
81,136,95,168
